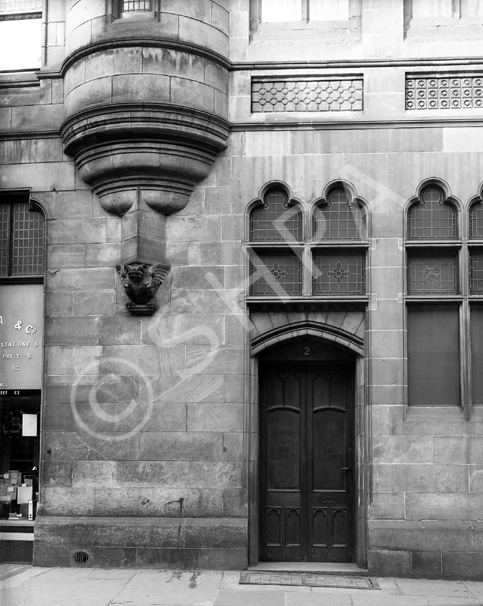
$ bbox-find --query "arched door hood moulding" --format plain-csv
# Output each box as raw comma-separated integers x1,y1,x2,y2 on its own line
61,103,229,216
251,321,365,357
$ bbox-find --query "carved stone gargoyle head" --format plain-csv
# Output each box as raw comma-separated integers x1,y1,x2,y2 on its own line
116,262,171,316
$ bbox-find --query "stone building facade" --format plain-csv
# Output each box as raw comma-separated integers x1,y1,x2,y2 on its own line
1,0,483,580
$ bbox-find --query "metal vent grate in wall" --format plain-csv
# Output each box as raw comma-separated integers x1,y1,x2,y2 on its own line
72,551,89,564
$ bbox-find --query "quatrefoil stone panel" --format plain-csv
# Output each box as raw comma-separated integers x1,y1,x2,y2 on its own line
406,74,483,110
252,78,364,113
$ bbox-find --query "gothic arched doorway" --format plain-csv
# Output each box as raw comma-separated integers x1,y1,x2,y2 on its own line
257,336,358,563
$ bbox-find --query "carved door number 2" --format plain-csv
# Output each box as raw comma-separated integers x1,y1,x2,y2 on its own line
304,347,311,356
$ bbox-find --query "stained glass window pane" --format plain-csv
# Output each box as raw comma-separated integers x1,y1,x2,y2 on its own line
250,190,302,242
469,200,483,239
313,188,365,241
408,304,460,406
313,252,365,295
11,203,44,276
470,250,483,294
471,305,483,405
0,205,9,276
407,251,457,295
408,186,457,240
250,251,302,296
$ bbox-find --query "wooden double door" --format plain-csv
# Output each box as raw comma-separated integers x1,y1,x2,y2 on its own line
260,363,355,562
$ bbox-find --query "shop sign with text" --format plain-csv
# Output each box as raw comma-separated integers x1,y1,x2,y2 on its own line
0,284,44,391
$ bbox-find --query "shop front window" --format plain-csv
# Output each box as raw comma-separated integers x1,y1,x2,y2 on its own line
0,191,44,524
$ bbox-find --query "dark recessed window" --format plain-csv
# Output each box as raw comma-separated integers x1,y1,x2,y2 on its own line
250,189,302,242
313,187,365,241
408,304,460,406
0,197,44,279
122,0,152,11
313,251,365,295
250,251,302,296
408,186,457,240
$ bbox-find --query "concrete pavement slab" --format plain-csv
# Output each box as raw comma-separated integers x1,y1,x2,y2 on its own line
110,570,224,605
395,578,476,599
1,566,483,606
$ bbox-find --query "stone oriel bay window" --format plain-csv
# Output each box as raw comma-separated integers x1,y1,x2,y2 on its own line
406,180,483,413
247,182,368,301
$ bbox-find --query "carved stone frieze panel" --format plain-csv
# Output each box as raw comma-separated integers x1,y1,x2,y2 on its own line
406,73,483,110
251,77,363,113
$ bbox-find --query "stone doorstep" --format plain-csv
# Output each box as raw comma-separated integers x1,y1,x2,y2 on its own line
248,561,370,576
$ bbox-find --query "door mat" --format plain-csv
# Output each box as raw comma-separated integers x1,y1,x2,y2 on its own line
239,571,380,590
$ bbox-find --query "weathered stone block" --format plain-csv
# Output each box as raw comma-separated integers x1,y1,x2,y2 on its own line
65,76,112,115
12,104,63,132
178,16,229,57
187,461,242,488
112,73,171,104
46,316,100,344
370,330,404,359
369,492,405,519
371,358,404,386
143,48,205,82
368,549,412,577
406,493,483,521
443,552,483,580
374,464,468,493
46,267,114,292
73,291,115,316
42,430,140,462
170,76,215,113
373,436,433,464
411,551,442,579
184,518,246,549
368,520,472,552
99,316,142,345
187,402,244,432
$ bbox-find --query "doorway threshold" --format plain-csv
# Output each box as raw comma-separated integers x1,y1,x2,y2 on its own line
248,562,369,576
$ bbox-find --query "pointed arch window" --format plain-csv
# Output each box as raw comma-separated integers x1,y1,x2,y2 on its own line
313,187,365,241
249,187,303,296
312,186,367,296
408,185,457,240
250,188,302,242
406,183,462,407
247,183,369,299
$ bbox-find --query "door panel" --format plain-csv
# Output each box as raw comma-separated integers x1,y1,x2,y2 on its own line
260,363,354,562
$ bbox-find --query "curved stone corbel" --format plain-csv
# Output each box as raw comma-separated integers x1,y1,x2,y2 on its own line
116,261,171,316
61,104,229,216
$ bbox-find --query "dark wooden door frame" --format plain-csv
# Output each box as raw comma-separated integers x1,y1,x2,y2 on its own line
247,334,369,568
259,362,355,562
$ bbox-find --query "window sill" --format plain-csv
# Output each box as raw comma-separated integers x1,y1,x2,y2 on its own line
406,295,462,302
247,295,369,304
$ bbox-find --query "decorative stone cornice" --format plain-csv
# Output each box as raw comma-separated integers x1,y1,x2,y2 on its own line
60,38,232,77
61,103,229,216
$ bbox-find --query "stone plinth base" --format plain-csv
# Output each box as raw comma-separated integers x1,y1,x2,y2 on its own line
33,516,247,570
